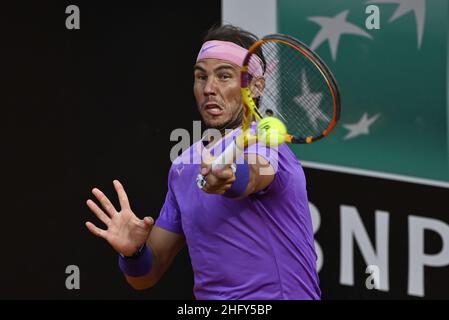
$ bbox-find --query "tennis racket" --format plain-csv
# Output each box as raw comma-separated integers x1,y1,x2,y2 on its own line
211,33,341,170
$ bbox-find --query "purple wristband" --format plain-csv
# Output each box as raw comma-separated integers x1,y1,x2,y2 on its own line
118,244,153,277
224,158,250,198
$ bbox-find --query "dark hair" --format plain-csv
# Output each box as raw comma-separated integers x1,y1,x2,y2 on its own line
203,24,266,72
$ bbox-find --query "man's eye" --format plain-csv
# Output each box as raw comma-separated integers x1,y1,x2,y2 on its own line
219,73,232,80
196,74,207,81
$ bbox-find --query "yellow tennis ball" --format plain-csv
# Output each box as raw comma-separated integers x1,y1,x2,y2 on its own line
257,117,287,146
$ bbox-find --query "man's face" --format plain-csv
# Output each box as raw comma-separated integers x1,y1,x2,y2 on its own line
193,59,243,130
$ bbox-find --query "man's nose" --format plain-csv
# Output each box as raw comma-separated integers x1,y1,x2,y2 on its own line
204,77,217,96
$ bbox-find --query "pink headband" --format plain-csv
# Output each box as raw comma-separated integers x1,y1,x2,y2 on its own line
196,40,264,77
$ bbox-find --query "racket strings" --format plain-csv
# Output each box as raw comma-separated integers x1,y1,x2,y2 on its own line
250,41,335,139
270,45,332,135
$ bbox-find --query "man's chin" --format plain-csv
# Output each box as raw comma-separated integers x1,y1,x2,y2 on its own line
204,121,227,130
202,116,228,130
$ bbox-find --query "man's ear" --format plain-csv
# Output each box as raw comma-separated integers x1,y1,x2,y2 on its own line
249,77,265,99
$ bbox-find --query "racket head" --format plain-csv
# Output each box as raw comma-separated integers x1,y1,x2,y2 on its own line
240,34,341,144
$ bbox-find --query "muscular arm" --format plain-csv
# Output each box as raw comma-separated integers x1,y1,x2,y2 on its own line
124,225,185,290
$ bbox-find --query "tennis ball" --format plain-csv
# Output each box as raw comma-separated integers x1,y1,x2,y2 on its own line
257,117,287,146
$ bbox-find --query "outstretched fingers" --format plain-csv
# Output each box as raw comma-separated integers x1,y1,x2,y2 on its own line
86,199,111,226
85,221,107,239
113,180,131,210
92,188,118,217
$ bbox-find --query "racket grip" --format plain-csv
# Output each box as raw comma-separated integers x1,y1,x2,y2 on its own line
211,140,244,171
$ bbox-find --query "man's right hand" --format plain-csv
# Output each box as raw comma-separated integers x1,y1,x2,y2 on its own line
85,180,154,257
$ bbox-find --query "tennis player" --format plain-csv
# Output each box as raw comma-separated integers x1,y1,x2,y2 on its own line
85,25,321,300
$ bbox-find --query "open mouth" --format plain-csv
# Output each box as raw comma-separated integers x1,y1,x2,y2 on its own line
203,103,224,116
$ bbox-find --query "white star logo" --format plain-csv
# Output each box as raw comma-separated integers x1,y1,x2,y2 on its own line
343,113,381,140
293,70,329,130
367,0,426,49
308,10,372,61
